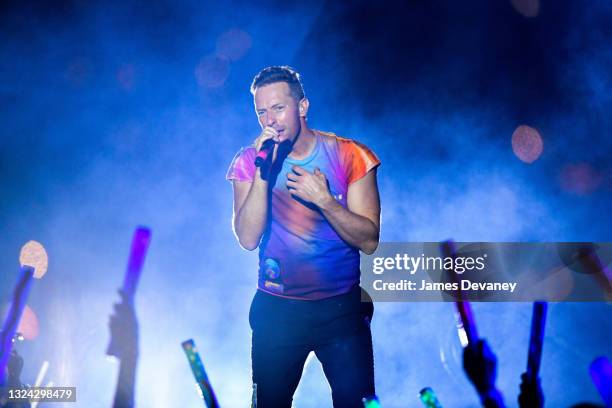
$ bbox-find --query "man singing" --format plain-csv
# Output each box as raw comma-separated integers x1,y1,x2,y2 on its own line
226,66,381,407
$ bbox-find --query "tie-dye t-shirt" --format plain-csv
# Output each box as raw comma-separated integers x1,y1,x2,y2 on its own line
226,130,380,300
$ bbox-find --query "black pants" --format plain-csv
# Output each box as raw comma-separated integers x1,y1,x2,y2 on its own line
249,286,375,408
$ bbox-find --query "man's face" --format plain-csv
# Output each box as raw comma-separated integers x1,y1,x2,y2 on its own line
254,82,302,143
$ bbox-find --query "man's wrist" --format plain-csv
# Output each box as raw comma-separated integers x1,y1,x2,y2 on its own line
317,193,339,212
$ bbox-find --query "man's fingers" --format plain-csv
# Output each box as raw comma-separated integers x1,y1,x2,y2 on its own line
263,127,279,141
292,165,308,175
254,135,273,151
312,167,327,182
286,172,299,181
253,127,279,150
271,143,280,162
289,190,303,200
286,182,303,199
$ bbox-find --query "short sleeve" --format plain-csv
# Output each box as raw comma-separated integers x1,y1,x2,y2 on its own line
226,147,257,182
343,140,381,185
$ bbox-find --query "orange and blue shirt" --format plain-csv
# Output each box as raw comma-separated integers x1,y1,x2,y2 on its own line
226,130,380,300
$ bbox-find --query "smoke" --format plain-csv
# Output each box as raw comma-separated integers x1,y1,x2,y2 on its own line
1,0,611,406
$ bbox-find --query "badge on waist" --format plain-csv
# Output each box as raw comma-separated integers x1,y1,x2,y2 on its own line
261,257,284,293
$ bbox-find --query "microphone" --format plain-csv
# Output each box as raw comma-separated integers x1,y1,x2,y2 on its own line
254,139,275,167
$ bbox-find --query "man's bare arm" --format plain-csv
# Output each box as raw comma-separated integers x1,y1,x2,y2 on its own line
232,169,269,250
319,169,380,254
231,127,281,250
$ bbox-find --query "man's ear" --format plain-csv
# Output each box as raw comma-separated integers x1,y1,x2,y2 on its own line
299,98,309,117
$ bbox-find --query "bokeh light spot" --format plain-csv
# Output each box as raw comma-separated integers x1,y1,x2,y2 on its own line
194,55,230,88
0,304,39,341
19,240,48,279
18,304,40,340
512,125,543,163
559,163,602,195
216,29,252,61
511,0,540,18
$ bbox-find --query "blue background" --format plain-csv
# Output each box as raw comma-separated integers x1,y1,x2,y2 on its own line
1,0,610,406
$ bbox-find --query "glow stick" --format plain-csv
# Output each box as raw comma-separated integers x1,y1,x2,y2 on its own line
122,227,152,299
362,396,381,408
589,356,612,407
181,339,220,408
440,241,479,346
0,265,35,385
526,302,547,380
106,227,151,357
419,387,443,408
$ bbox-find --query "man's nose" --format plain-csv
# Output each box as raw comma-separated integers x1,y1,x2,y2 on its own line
264,112,276,126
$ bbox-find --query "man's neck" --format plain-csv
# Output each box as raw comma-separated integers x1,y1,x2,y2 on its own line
289,127,316,160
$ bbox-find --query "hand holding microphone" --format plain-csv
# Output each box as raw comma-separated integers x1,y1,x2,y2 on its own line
255,139,275,167
253,126,280,169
